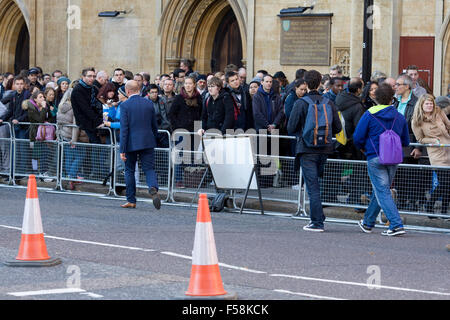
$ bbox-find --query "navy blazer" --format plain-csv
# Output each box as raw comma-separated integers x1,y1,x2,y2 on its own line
120,94,158,154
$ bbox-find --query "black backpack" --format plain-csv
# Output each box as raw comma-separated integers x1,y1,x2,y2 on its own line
209,193,229,212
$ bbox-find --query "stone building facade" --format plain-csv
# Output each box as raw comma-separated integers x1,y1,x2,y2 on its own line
0,0,449,95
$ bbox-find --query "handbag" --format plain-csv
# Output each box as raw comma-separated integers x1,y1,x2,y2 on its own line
335,111,348,146
36,123,56,141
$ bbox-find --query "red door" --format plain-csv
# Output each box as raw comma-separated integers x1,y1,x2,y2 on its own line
399,37,434,89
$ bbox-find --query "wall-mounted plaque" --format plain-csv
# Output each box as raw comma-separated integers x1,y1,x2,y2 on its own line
280,15,332,66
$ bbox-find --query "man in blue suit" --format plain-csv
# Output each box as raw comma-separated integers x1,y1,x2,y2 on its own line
120,81,161,210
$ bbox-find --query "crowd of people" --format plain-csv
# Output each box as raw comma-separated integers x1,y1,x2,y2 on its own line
0,62,449,226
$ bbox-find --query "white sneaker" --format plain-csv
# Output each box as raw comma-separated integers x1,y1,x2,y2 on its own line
381,227,406,237
41,172,54,183
303,223,325,233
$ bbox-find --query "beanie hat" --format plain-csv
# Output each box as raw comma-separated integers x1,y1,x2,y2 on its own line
57,77,71,86
118,85,128,98
435,96,450,109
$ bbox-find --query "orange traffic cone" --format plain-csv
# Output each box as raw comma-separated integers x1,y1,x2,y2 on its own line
4,175,61,267
185,194,235,299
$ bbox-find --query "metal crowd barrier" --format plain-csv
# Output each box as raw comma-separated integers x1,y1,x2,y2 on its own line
169,131,302,215
12,122,59,188
0,122,12,183
298,144,450,221
113,130,172,202
170,131,217,203
57,125,115,195
1,122,449,232
230,133,301,215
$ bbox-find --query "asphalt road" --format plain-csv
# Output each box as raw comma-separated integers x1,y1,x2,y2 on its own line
0,186,449,302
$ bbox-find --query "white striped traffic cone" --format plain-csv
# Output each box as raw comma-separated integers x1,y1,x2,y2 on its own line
4,175,61,267
185,194,232,298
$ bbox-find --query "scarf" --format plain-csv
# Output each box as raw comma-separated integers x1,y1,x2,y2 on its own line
181,87,200,107
79,79,97,108
229,86,241,95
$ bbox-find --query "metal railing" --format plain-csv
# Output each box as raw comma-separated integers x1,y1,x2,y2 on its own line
57,125,114,195
170,131,216,203
228,133,301,215
298,149,450,220
0,122,12,183
1,122,449,232
12,122,59,188
113,130,172,202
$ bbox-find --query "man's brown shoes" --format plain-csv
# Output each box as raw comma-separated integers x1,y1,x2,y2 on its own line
121,202,137,209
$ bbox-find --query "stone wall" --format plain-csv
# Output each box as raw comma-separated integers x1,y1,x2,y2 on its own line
253,0,353,81
46,0,161,79
1,0,448,93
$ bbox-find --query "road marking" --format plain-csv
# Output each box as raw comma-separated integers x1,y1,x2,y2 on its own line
161,251,267,274
274,289,346,300
0,225,156,252
1,224,263,274
160,251,191,260
2,224,449,298
271,274,450,297
80,292,104,299
0,225,21,231
8,288,86,297
45,235,157,252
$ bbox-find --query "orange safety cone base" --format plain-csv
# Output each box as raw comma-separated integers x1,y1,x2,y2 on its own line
186,264,227,297
16,234,50,261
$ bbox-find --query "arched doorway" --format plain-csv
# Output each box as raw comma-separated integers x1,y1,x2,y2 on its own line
0,0,30,73
211,8,243,73
14,22,30,74
159,0,247,74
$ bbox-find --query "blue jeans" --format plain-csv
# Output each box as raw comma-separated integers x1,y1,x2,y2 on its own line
300,153,329,228
64,144,85,179
363,157,404,230
125,148,159,204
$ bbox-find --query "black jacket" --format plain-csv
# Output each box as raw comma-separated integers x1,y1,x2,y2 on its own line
0,90,31,123
225,86,254,131
168,92,202,133
71,83,103,131
152,96,171,132
202,90,235,134
335,91,365,140
287,91,342,155
393,93,422,156
252,86,285,131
